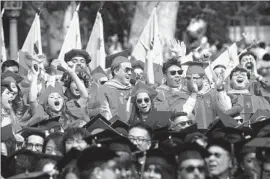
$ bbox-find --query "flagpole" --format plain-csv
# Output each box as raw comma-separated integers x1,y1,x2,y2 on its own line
38,2,44,16
98,1,105,12
76,2,81,12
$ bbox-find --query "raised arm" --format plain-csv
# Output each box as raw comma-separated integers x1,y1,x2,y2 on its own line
29,64,40,115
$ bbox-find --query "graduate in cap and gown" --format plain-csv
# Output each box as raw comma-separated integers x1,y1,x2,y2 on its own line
227,66,270,122
181,61,234,129
97,55,133,122
128,81,172,129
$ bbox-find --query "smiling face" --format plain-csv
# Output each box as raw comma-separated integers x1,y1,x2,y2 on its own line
231,71,249,90
47,93,64,112
240,55,255,72
114,62,132,86
165,65,182,88
136,92,151,114
70,81,80,97
1,87,13,110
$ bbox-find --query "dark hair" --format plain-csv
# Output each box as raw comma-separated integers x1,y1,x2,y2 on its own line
43,132,64,155
259,42,266,49
2,137,17,156
111,65,121,77
162,58,181,74
1,60,19,72
63,128,90,153
1,84,12,94
129,122,153,139
230,66,250,80
239,51,257,62
171,112,187,121
213,64,226,71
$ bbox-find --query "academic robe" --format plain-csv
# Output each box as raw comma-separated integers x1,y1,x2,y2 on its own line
228,89,270,122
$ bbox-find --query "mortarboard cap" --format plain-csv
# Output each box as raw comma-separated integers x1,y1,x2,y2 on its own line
1,124,15,142
210,127,244,143
245,138,270,148
145,111,172,130
6,171,49,179
106,49,131,68
31,116,62,133
177,143,210,164
4,149,61,177
76,146,118,172
56,148,81,171
207,111,238,137
83,114,111,134
110,116,129,136
181,61,208,76
1,70,24,84
130,81,158,100
64,49,91,64
250,117,270,137
249,109,270,123
20,127,46,139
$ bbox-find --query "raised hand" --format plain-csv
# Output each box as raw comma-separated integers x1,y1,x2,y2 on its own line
170,39,186,58
215,71,225,89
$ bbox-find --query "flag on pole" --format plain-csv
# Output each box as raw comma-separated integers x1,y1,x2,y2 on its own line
58,4,81,62
0,9,6,62
86,11,106,70
131,7,163,85
204,43,239,81
21,13,42,55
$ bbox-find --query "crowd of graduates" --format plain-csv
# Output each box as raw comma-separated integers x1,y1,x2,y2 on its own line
2,36,270,179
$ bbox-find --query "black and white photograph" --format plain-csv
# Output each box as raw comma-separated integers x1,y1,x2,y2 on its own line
1,1,270,179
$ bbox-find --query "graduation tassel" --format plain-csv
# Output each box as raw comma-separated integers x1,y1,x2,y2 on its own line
140,151,147,179
229,143,235,179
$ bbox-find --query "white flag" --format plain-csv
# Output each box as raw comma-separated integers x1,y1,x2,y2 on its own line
21,14,42,55
86,12,106,70
204,43,239,81
132,7,163,84
58,5,81,62
0,10,6,62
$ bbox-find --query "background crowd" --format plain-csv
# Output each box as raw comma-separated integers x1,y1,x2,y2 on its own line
2,1,270,179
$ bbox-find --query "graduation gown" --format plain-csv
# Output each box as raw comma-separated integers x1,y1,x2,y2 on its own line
228,89,270,121
97,80,132,122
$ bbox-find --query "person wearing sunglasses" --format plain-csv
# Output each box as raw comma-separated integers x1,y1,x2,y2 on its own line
128,81,171,129
97,56,133,122
177,143,210,179
154,58,186,112
205,139,234,179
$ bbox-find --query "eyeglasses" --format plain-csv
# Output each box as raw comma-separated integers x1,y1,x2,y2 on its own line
179,165,205,173
168,70,183,76
25,143,43,150
235,118,243,123
128,136,150,144
136,97,150,104
176,120,193,127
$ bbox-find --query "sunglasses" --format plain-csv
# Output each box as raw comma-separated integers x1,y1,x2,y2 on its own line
180,165,205,173
100,81,107,85
136,97,150,104
235,118,243,123
168,70,183,76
